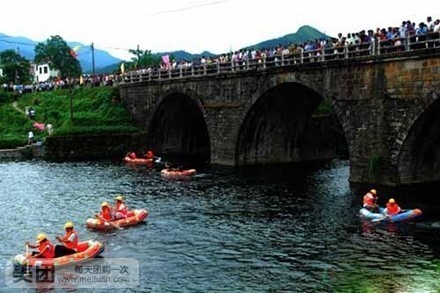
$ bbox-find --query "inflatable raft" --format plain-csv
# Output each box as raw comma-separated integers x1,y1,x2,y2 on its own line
123,156,154,164
13,240,104,268
161,168,196,179
86,209,148,231
359,207,422,223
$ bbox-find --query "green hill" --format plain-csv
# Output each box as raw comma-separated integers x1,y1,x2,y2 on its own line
0,87,139,148
245,25,332,50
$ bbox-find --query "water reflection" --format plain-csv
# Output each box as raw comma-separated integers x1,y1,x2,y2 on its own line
0,159,439,292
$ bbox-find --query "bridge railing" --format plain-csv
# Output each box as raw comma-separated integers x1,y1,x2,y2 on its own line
122,33,440,84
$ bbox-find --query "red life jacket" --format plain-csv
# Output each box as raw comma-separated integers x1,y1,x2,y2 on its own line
363,192,375,207
62,230,78,250
38,240,55,258
386,203,401,215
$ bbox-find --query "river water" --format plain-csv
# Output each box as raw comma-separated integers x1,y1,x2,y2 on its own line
0,159,439,292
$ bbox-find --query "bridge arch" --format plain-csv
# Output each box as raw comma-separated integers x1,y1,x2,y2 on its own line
120,49,440,185
235,81,347,165
397,86,440,184
147,90,210,165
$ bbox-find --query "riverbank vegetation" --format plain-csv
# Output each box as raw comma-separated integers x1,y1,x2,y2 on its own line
0,86,334,150
0,87,139,149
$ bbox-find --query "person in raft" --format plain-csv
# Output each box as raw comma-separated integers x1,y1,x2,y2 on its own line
98,201,114,221
55,221,79,257
384,198,402,216
146,150,161,162
114,195,128,219
26,233,55,258
145,150,154,160
128,152,137,159
363,189,379,212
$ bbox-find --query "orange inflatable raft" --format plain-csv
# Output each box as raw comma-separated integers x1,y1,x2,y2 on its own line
123,156,154,164
13,240,104,268
86,209,148,231
161,168,196,179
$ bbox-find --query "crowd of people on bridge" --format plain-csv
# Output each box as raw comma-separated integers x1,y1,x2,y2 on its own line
2,15,439,93
129,15,440,77
1,73,120,96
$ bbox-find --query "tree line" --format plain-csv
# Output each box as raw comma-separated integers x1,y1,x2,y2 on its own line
0,35,163,85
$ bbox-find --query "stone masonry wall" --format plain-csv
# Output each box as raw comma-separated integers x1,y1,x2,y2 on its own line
45,133,147,162
120,49,440,185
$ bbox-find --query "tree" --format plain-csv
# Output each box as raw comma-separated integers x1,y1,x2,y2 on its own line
0,49,31,84
34,35,82,78
127,48,160,70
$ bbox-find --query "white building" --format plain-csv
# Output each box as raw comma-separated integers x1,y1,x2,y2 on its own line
33,63,59,83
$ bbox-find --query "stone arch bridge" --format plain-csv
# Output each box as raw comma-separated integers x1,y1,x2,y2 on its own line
120,47,440,186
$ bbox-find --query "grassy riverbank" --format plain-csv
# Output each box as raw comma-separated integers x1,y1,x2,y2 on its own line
0,87,139,149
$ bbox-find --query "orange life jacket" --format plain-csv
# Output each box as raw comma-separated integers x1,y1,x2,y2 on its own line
38,240,55,258
62,230,78,250
386,202,401,215
100,207,113,221
115,202,127,215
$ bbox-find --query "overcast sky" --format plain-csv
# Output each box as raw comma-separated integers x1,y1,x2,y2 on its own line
0,0,436,60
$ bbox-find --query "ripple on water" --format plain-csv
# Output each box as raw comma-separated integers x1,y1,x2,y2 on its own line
0,160,439,292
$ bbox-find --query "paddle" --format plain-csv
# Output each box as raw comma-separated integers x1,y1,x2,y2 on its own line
92,211,122,230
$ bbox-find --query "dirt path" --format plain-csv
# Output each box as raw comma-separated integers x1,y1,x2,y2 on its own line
12,101,26,115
